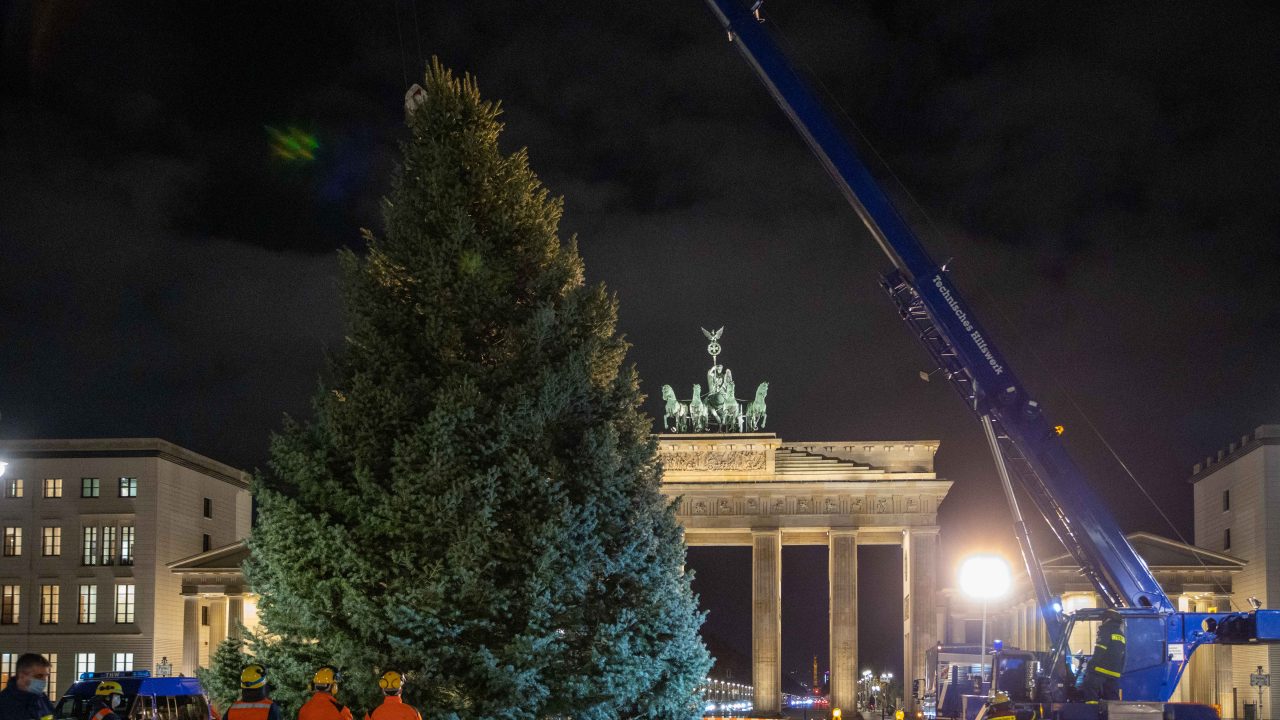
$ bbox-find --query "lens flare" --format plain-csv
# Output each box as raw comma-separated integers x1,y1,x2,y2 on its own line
266,126,319,161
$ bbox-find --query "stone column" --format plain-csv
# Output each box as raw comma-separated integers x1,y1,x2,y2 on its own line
830,530,858,714
753,530,782,716
904,528,939,712
181,597,200,676
209,597,228,656
228,596,245,640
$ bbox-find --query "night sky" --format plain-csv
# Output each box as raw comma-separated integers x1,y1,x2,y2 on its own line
3,0,1280,683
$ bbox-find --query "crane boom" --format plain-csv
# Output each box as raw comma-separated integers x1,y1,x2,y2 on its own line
701,0,1280,709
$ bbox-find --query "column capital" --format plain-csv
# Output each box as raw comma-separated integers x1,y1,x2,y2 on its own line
751,528,782,537
829,528,859,539
906,525,941,536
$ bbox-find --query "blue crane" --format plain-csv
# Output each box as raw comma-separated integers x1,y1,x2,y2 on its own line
700,0,1280,716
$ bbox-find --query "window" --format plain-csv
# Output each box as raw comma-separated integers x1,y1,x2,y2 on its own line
1223,489,1231,512
1224,528,1232,551
40,584,59,624
0,654,14,679
5,478,23,498
41,526,61,556
102,526,117,566
120,526,134,565
2,585,20,624
78,584,97,623
75,653,95,677
115,584,135,623
45,654,57,699
118,477,137,498
80,478,99,498
202,534,211,552
81,526,98,565
3,527,22,556
203,498,213,519
43,478,63,498
201,606,209,626
112,652,133,671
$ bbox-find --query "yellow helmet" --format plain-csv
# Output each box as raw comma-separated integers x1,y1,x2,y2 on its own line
313,666,341,691
96,681,124,697
993,691,1011,704
378,671,403,694
240,663,267,690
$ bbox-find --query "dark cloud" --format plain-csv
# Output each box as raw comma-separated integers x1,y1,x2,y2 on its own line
3,0,1280,680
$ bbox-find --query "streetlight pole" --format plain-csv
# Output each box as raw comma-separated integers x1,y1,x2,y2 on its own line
960,555,1011,697
980,596,988,688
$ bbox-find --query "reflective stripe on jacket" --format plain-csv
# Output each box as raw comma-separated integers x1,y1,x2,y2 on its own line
227,699,280,720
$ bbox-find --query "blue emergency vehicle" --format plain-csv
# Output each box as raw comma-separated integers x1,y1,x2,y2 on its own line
53,671,216,720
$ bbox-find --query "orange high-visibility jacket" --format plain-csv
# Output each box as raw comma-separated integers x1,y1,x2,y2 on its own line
298,692,353,720
364,696,421,720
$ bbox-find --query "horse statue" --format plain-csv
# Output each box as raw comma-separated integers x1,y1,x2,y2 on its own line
689,383,709,432
745,381,769,430
661,385,688,432
704,365,742,432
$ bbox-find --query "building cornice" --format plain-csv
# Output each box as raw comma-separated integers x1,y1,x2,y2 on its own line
0,438,250,488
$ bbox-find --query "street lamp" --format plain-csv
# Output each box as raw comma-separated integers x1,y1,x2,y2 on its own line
959,555,1011,692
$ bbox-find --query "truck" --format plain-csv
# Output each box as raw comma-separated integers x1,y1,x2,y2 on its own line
698,2,1280,719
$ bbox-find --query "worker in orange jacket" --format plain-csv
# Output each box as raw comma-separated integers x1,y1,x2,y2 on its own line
224,664,282,720
298,667,353,720
364,671,420,720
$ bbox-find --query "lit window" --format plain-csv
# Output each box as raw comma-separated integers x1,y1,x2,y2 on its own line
5,479,23,498
80,478,99,498
1,585,20,624
43,478,62,499
0,654,14,679
118,477,137,498
112,652,133,671
115,584,135,623
75,653,95,677
42,527,61,556
40,584,59,624
102,526,117,566
45,654,57,699
3,527,22,556
78,585,97,624
120,526,135,565
203,498,213,519
81,527,98,565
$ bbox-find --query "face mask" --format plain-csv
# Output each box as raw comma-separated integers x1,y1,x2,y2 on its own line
27,678,47,695
111,696,123,709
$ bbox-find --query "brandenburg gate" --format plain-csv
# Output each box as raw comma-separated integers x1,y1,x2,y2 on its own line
656,329,952,716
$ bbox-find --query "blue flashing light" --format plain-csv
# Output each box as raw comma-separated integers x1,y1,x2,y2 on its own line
1052,602,1063,613
993,639,1003,652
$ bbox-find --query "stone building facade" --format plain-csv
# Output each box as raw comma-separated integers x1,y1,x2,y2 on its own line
0,438,250,697
658,433,950,715
1191,425,1280,718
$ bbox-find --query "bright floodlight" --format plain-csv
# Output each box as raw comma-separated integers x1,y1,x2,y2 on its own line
0,461,6,478
959,555,1011,599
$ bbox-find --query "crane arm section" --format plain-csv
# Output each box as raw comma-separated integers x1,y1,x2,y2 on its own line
702,0,1173,615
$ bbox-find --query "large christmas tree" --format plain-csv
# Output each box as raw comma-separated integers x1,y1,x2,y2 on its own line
227,61,711,718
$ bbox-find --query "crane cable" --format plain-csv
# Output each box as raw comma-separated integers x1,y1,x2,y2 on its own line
764,7,1239,612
